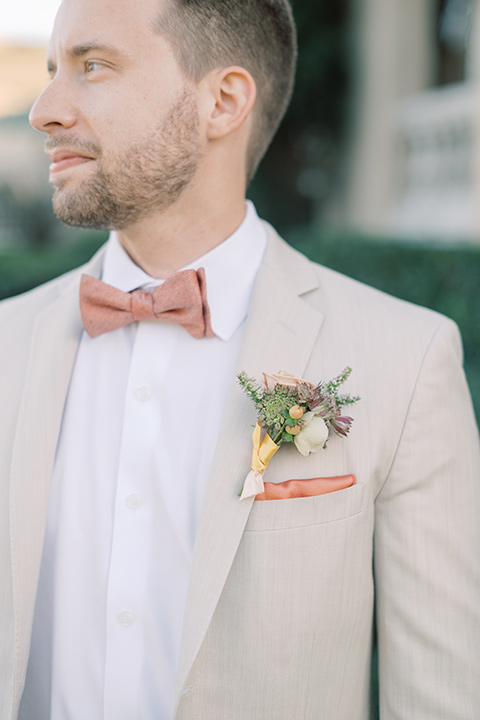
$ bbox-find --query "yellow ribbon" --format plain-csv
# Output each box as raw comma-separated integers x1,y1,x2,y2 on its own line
251,422,280,473
239,423,281,500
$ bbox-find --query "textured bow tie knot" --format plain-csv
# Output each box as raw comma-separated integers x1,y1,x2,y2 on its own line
80,268,214,339
131,290,156,321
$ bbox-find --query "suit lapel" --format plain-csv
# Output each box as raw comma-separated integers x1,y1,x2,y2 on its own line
10,249,105,702
175,228,324,702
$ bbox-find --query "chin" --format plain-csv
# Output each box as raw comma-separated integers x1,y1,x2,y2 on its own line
52,200,111,230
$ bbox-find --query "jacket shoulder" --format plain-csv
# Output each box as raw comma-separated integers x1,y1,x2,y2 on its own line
266,226,451,337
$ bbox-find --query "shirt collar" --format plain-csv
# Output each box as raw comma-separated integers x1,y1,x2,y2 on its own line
101,201,267,341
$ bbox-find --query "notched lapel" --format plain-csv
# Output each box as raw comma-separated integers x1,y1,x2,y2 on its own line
10,249,105,706
175,229,325,706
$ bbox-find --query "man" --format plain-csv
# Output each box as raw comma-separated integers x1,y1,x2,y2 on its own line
1,0,479,717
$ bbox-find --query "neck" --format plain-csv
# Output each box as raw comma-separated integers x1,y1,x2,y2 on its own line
115,190,247,279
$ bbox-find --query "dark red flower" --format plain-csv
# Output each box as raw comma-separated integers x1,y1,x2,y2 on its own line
330,416,353,437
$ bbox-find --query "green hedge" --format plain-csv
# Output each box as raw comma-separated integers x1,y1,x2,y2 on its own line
0,231,107,299
1,228,479,423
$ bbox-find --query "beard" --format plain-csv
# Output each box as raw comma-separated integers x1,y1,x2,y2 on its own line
47,87,202,230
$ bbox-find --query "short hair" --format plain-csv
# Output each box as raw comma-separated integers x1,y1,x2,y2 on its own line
155,0,297,181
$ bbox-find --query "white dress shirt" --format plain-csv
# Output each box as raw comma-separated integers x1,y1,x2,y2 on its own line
19,201,267,720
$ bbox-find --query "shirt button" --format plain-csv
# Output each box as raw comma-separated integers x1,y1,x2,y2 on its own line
126,493,143,510
117,611,134,628
136,385,152,402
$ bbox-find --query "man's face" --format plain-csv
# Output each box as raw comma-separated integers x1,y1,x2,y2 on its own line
29,0,202,229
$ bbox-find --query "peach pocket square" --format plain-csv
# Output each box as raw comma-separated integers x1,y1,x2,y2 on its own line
254,474,356,501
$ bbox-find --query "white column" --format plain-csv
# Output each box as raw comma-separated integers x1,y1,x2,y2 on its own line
343,0,436,235
467,0,480,235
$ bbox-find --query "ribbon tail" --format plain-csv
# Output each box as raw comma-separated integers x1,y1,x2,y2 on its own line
239,470,265,500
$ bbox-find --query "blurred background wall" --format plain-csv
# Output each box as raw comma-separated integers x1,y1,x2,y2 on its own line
1,0,480,424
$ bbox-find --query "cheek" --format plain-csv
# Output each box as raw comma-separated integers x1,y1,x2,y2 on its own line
80,85,128,135
86,113,128,152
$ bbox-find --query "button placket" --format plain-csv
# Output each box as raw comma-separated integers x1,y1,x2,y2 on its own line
117,611,135,628
126,493,143,510
104,325,164,718
135,385,152,402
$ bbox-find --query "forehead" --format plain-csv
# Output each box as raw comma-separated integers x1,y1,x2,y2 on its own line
50,0,162,55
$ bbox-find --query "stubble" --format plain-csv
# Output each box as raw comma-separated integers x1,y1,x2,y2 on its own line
49,87,202,230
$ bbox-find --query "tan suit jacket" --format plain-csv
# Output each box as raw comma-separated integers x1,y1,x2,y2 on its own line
1,224,480,719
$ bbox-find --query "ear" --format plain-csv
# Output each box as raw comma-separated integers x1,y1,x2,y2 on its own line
205,66,257,140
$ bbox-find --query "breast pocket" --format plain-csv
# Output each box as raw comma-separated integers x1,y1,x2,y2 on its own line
244,482,366,533
214,480,373,709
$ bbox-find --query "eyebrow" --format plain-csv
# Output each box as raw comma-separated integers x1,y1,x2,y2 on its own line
47,42,126,73
68,42,124,58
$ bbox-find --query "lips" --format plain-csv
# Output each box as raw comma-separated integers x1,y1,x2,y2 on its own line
48,149,95,174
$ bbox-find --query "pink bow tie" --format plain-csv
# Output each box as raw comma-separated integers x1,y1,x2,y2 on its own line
79,269,214,339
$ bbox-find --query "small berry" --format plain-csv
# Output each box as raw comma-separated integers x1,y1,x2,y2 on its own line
289,405,303,420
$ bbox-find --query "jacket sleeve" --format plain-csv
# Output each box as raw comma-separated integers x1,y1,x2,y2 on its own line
374,318,480,719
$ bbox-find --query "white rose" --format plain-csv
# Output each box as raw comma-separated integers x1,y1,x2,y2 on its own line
294,412,329,457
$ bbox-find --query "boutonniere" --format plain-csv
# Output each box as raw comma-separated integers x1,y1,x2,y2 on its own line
237,367,360,500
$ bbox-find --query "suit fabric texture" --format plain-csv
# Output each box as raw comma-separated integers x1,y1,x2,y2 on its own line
1,224,480,719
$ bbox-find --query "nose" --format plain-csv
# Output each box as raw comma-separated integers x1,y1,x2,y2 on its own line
29,79,77,134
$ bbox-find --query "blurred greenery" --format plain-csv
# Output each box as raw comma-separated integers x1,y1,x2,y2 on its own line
1,228,479,426
0,231,107,299
0,180,65,249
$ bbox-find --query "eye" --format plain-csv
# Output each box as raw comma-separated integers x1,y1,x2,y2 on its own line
85,60,102,73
